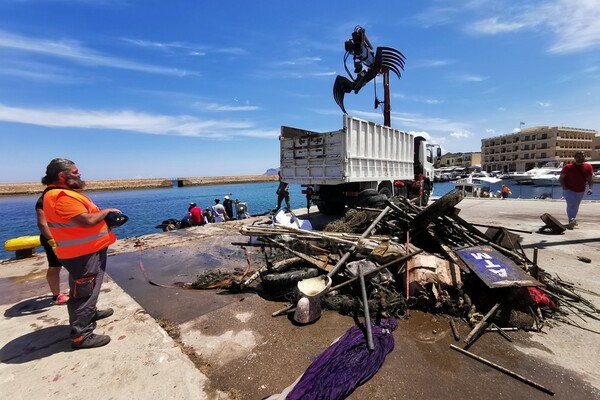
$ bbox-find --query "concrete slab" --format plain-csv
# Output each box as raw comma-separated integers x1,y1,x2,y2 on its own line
0,275,223,399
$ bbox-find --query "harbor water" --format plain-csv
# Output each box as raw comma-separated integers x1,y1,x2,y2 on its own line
1,179,597,260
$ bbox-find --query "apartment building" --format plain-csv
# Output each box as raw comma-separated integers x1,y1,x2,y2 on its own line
440,152,481,169
481,126,598,173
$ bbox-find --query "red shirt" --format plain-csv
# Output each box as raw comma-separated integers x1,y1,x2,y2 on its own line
561,162,593,192
190,206,203,223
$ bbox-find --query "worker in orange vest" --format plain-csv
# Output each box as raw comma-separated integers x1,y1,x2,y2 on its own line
501,184,512,199
42,158,122,349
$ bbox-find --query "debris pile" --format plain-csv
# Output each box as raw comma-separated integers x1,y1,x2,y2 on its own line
225,189,599,337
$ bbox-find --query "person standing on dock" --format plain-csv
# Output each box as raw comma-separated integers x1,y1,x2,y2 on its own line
188,202,204,226
276,171,291,211
41,158,121,349
223,195,234,220
212,198,227,222
559,151,594,229
35,198,69,305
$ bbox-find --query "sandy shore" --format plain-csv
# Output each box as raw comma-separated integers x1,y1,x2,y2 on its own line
0,175,278,196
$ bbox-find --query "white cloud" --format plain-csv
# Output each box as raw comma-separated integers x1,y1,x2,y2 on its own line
460,75,487,82
486,128,496,134
497,107,506,112
469,17,526,34
545,0,600,54
122,38,207,56
200,102,260,112
0,104,277,139
450,130,472,139
0,30,190,76
464,0,600,54
537,101,552,107
412,59,455,68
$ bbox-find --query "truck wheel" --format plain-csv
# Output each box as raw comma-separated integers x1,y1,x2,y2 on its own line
357,194,387,208
356,189,378,206
378,187,393,198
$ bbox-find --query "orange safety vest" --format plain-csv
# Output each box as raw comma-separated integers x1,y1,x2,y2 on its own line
43,188,116,259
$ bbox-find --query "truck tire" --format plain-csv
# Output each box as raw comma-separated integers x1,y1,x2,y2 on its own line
356,189,379,208
357,193,387,208
378,187,393,198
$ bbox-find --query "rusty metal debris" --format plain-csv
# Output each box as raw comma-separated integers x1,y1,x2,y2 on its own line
182,188,600,395
225,189,599,341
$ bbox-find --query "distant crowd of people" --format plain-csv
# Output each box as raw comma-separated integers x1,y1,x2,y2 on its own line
180,193,251,227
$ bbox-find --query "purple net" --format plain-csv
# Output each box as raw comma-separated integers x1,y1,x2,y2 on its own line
287,317,398,400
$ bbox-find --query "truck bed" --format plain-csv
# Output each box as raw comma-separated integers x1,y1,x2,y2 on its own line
280,115,416,185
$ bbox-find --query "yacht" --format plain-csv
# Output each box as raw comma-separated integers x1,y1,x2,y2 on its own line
531,169,562,186
509,166,562,185
589,161,600,183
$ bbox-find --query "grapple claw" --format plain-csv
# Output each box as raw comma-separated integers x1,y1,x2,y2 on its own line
333,75,354,114
332,27,406,117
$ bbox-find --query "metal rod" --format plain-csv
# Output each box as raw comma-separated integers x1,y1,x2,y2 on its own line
464,302,501,345
469,223,533,234
325,250,423,294
327,206,391,277
358,266,374,351
489,323,513,342
449,319,460,341
486,326,518,332
450,344,554,396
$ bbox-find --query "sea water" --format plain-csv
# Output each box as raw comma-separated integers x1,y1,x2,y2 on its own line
1,179,596,260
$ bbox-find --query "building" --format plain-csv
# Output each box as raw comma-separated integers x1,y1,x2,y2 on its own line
440,152,481,169
593,135,600,161
481,126,598,173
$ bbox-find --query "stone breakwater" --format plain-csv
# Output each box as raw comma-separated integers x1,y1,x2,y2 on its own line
0,175,278,196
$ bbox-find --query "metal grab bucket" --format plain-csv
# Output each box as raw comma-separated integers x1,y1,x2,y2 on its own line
293,275,332,324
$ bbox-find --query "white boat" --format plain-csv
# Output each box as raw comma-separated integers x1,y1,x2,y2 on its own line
452,177,483,197
589,161,600,183
531,169,561,186
509,167,561,184
469,172,503,184
452,174,499,197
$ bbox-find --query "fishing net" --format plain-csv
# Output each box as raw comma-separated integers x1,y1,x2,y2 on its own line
285,317,398,400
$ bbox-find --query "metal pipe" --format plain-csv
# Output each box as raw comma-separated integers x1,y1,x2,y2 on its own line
358,266,374,351
450,344,554,396
327,206,391,277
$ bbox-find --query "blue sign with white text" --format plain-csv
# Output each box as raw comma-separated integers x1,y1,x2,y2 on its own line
456,246,541,288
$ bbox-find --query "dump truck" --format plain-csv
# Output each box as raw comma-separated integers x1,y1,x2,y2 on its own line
280,115,441,215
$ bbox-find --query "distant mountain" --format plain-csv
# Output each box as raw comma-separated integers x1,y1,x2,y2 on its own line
264,168,279,175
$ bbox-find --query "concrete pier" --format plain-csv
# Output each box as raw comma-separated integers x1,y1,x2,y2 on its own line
1,198,598,399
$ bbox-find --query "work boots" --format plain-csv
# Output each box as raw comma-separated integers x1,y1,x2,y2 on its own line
91,308,114,322
71,333,111,349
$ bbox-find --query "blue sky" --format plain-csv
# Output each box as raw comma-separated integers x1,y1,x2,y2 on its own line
1,0,599,182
